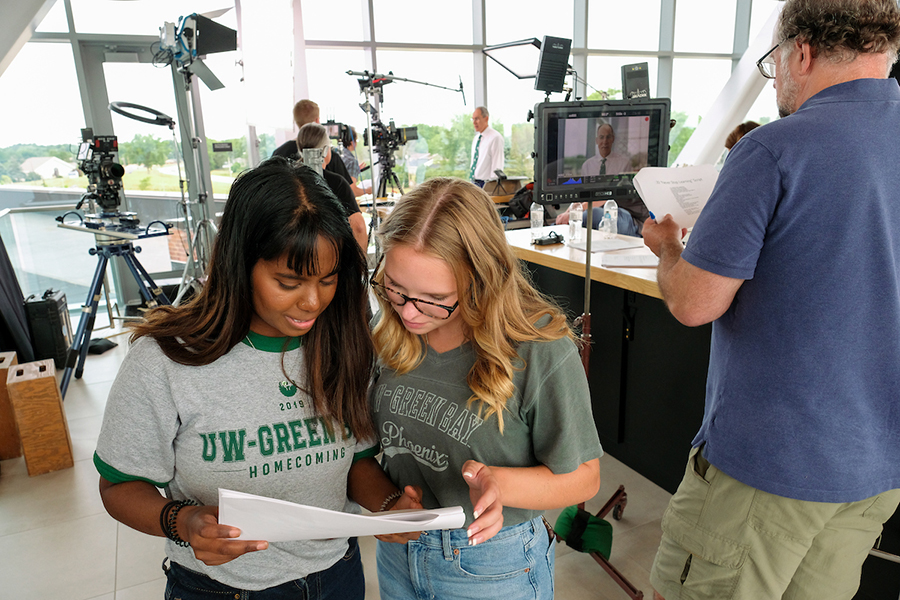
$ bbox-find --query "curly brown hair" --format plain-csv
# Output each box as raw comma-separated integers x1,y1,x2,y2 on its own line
778,0,900,61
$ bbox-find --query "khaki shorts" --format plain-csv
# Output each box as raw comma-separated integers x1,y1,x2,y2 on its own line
650,447,900,600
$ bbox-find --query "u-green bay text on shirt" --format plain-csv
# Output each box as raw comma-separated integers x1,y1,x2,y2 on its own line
94,333,376,591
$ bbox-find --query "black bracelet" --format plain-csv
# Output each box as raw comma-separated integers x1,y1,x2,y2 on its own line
160,499,198,547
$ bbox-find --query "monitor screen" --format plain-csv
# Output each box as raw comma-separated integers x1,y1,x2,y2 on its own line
532,99,671,213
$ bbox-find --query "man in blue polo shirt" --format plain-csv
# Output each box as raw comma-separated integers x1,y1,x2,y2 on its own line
643,1,900,598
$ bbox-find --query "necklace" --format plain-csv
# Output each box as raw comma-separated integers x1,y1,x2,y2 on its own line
245,335,256,350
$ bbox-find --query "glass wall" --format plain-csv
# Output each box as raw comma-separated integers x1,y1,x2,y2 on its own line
587,0,661,51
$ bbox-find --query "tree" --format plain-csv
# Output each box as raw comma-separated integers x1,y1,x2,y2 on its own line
121,134,167,172
507,123,535,179
667,111,696,166
258,133,276,160
206,138,229,170
585,88,623,101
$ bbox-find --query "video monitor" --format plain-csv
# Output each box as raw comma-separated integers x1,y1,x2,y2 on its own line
532,98,671,206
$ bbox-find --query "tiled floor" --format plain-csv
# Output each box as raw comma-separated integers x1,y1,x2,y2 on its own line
1,333,673,600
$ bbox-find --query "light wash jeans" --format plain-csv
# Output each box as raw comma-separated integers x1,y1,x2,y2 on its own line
376,516,555,600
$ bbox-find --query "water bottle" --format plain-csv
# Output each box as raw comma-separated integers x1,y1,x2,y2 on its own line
600,199,618,239
530,201,544,242
568,203,583,242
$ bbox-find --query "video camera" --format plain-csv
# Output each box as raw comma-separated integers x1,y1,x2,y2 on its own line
324,120,351,144
77,129,125,212
364,119,417,154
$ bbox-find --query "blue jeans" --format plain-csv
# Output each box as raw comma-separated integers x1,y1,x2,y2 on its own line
163,538,364,600
376,516,555,600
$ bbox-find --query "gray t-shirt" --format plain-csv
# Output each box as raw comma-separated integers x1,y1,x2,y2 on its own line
94,333,376,590
372,334,602,528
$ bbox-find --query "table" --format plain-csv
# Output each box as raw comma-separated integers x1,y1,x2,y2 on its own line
508,227,900,599
507,225,711,494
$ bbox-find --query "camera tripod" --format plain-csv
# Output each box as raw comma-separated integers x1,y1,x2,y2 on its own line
374,151,405,199
60,238,170,399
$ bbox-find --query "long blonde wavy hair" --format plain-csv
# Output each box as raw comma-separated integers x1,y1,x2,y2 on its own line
371,177,572,432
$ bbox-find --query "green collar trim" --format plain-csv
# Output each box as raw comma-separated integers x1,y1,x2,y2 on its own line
242,331,303,352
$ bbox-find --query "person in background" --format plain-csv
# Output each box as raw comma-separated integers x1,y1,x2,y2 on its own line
272,99,360,193
340,126,368,198
580,122,630,176
469,106,504,188
643,1,900,598
94,158,419,600
370,177,602,600
295,123,368,252
724,120,760,151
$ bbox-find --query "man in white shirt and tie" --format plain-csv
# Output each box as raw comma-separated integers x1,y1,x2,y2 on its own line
581,122,631,176
469,106,504,188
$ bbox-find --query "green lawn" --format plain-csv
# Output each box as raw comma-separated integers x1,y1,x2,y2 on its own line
13,166,235,196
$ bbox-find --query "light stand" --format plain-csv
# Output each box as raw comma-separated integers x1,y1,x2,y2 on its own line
156,12,237,303
169,64,219,304
108,97,217,306
346,69,466,261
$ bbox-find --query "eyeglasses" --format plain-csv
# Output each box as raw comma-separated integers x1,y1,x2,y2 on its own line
756,36,795,79
369,264,459,320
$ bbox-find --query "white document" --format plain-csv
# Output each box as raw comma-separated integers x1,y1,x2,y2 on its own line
633,165,719,228
568,237,645,253
218,489,466,542
601,254,659,268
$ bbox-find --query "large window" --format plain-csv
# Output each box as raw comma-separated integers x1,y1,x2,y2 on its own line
485,0,573,46
1,0,779,195
70,0,237,36
674,0,737,53
373,50,474,183
301,0,366,41
0,42,82,149
669,58,734,164
587,0,661,51
376,0,473,45
586,56,660,99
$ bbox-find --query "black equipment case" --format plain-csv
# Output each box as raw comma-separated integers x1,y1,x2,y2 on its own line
24,289,72,369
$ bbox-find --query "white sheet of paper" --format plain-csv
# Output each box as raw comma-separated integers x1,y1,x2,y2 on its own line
601,254,659,268
218,489,466,542
568,236,645,253
633,165,719,228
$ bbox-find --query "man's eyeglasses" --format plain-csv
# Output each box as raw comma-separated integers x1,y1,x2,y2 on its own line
757,36,795,79
369,266,459,320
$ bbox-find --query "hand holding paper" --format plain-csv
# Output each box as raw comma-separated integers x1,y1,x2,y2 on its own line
218,489,465,542
634,165,719,229
463,460,504,546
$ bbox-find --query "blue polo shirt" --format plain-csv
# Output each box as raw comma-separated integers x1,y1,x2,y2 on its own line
682,78,900,503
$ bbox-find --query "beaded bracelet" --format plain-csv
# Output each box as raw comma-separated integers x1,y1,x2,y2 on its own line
160,499,198,547
379,490,403,512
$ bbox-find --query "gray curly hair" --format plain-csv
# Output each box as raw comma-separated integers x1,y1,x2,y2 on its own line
778,0,900,62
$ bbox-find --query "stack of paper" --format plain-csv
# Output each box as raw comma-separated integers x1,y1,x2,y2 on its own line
218,489,466,542
568,237,644,253
633,165,719,228
600,254,659,268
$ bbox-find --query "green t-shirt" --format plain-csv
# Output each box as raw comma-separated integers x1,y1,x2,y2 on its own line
372,334,603,528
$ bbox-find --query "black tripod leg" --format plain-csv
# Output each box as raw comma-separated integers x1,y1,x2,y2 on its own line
377,170,387,200
391,171,405,196
122,250,171,306
61,252,108,398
